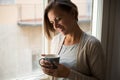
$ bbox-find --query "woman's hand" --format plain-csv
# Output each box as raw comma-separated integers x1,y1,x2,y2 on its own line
41,63,70,78
39,54,70,77
39,55,53,69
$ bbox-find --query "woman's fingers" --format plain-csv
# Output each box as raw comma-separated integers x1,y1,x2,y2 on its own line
41,63,69,77
42,67,55,75
40,59,53,69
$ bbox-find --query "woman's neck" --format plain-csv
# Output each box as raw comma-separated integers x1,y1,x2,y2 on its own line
64,26,82,45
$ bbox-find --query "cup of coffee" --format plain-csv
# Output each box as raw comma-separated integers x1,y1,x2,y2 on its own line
39,54,60,69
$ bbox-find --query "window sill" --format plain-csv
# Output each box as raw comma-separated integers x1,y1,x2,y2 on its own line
17,19,42,27
11,71,49,80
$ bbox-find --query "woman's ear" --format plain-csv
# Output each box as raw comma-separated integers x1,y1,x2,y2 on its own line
70,9,76,19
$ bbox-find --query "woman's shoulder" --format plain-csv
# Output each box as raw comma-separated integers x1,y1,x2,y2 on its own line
82,32,101,46
82,32,104,55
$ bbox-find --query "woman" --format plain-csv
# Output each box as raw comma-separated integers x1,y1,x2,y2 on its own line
40,0,105,80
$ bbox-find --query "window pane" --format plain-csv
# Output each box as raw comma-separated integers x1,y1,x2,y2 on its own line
0,0,93,80
71,0,93,34
0,0,47,80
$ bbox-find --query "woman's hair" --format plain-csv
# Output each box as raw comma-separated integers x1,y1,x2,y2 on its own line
44,0,78,39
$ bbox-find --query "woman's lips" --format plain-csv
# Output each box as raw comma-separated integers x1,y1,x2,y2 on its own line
57,28,63,32
56,25,64,32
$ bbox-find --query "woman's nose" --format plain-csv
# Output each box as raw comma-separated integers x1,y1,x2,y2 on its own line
53,21,59,29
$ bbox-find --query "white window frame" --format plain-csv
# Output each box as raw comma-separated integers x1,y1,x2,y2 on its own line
92,0,103,41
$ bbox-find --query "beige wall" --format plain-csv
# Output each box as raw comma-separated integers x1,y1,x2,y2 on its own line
17,4,43,20
0,5,17,24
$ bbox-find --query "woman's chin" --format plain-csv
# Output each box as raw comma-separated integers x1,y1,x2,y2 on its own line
61,31,67,35
58,30,67,35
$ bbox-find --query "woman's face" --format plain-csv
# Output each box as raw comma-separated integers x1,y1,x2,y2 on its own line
48,7,75,35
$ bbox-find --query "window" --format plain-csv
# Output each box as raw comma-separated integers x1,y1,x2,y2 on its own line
0,0,48,80
71,0,93,34
0,0,103,80
72,0,103,41
17,4,43,26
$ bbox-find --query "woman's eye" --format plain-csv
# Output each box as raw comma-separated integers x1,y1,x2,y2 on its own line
50,21,54,24
56,17,61,22
49,17,62,25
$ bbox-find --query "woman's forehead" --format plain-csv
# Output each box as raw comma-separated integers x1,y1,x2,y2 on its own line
48,8,65,18
47,9,61,21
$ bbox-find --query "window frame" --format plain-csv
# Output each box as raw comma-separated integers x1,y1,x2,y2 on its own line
92,0,103,41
